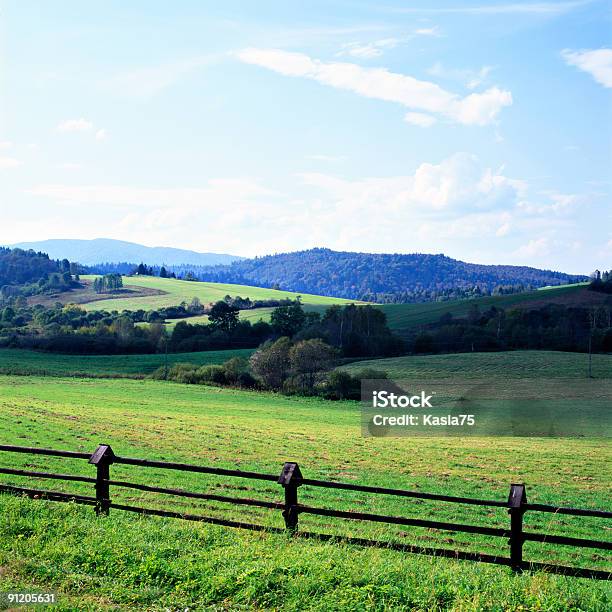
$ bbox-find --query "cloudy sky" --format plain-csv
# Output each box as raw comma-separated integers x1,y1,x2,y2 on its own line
1,0,610,273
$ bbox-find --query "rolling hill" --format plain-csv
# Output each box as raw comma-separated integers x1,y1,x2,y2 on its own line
179,248,587,302
74,275,358,312
9,238,242,267
377,282,609,335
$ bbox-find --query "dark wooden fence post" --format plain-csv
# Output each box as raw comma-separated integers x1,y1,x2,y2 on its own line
278,462,302,532
89,444,115,516
508,483,527,572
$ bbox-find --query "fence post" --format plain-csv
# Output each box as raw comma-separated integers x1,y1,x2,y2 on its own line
508,483,527,572
278,462,302,532
89,444,115,516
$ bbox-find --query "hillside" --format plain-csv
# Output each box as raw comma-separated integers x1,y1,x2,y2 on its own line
76,275,357,312
9,238,242,267
185,248,586,302
378,282,609,335
0,347,254,378
0,357,609,608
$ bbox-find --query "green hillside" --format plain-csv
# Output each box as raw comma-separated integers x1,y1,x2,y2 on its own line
380,283,598,334
0,348,254,378
341,350,611,381
77,275,358,312
0,362,609,609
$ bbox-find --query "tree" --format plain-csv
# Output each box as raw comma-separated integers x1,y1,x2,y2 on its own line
208,301,239,332
289,338,336,393
270,299,305,336
110,316,134,342
188,296,203,314
249,337,292,389
159,266,168,278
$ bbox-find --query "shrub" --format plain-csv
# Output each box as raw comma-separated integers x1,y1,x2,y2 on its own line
324,370,361,400
222,357,249,384
195,365,226,385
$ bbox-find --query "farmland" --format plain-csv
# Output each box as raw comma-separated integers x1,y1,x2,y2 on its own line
0,350,610,609
378,283,609,335
76,275,357,312
0,348,254,378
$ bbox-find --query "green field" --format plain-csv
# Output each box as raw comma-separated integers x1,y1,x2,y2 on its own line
79,275,357,312
0,348,254,378
379,283,605,334
0,350,610,609
162,304,331,330
342,349,611,381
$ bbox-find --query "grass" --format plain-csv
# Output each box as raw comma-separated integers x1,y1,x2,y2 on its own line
0,348,254,378
342,350,611,381
0,350,610,608
1,496,609,611
78,275,358,312
379,283,607,334
161,304,330,329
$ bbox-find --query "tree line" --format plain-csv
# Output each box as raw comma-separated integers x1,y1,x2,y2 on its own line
0,247,80,298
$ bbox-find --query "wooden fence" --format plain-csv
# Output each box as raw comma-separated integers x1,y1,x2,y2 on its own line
0,443,610,580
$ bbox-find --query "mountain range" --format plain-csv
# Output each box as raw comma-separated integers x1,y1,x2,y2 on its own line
9,238,242,267
9,239,587,302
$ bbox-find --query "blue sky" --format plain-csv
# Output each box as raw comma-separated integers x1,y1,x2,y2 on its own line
1,0,610,273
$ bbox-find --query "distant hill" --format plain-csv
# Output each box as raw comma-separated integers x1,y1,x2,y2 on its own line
9,239,242,267
188,248,587,302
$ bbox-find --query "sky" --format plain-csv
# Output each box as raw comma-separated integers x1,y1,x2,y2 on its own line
0,0,611,274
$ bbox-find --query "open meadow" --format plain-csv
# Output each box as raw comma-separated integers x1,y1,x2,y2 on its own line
378,283,612,335
0,348,254,378
77,276,357,312
0,350,610,609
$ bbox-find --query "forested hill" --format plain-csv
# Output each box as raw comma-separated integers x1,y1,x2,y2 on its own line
187,249,586,302
0,247,61,285
0,247,78,297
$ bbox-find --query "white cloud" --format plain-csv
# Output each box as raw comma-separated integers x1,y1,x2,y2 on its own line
0,157,21,169
429,64,495,90
337,38,399,59
299,152,525,213
414,26,441,36
0,141,13,149
56,118,108,141
517,192,583,215
26,179,278,210
58,162,83,170
236,48,512,126
56,118,94,132
562,48,612,88
336,28,440,60
513,237,550,259
20,152,594,265
404,112,437,127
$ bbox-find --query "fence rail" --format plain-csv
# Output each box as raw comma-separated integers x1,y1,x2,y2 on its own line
0,443,610,580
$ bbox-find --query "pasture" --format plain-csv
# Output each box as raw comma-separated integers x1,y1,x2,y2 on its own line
378,283,609,334
78,275,357,312
0,349,610,609
0,348,253,378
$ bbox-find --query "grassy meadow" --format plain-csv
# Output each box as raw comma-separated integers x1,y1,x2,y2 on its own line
78,275,357,312
0,350,610,609
378,283,610,335
0,348,254,378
